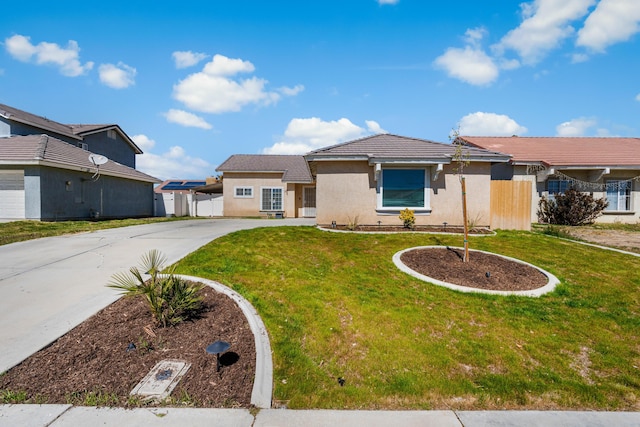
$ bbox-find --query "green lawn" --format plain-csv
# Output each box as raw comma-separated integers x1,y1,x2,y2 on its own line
0,217,190,246
174,227,640,410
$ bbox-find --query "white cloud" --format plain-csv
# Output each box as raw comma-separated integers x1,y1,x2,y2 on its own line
365,120,387,134
434,46,499,86
576,0,640,52
571,52,590,63
378,0,399,5
464,27,488,48
98,62,136,89
278,84,305,96
163,109,212,129
172,51,208,68
131,134,155,151
262,117,384,154
494,0,595,65
636,93,640,101
4,34,94,76
555,117,597,136
132,134,211,180
173,54,301,114
458,112,528,136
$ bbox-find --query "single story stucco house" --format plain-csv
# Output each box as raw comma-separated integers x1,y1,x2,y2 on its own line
459,136,640,224
217,134,511,227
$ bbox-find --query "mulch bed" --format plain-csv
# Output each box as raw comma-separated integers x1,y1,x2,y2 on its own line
0,286,256,407
400,247,549,291
324,225,493,234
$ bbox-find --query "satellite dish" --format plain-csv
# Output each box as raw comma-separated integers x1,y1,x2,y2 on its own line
88,154,108,166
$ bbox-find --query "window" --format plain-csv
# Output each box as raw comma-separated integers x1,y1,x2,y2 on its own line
379,168,428,209
78,142,88,150
234,186,253,198
606,180,631,211
107,129,117,140
547,179,570,195
261,187,283,211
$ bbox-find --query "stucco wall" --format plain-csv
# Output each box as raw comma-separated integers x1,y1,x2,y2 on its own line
314,160,493,227
222,172,297,217
26,166,154,220
512,166,640,224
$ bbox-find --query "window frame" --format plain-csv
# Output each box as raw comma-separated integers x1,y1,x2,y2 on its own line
546,178,571,202
377,167,430,212
605,179,631,212
233,186,253,198
260,186,284,211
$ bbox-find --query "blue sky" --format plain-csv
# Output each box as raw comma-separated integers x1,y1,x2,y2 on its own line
2,0,639,180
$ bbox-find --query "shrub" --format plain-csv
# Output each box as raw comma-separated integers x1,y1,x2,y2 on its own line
399,208,416,229
346,215,360,231
108,250,204,327
537,188,608,226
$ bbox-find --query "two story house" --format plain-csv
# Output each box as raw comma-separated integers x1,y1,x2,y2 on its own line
0,103,160,220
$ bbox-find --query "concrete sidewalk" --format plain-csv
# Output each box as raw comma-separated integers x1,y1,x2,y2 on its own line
1,218,639,426
1,406,639,427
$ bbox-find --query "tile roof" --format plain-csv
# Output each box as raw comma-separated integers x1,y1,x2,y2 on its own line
305,133,510,163
0,135,160,183
68,124,143,154
459,136,640,167
0,103,80,140
0,103,142,154
216,154,313,183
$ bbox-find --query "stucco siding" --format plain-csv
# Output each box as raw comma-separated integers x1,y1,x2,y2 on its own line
429,163,492,227
314,161,493,227
222,172,298,217
510,166,640,224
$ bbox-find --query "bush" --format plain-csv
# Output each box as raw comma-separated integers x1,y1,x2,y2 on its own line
108,250,204,327
537,188,608,226
399,208,416,229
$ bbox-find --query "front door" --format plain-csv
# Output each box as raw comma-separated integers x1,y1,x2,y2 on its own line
303,186,316,218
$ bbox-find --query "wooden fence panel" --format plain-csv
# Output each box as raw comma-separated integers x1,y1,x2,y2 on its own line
490,181,532,230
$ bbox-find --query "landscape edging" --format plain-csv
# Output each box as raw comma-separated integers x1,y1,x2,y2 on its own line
174,275,273,409
393,246,560,297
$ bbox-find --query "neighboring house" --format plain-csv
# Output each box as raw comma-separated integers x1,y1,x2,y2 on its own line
154,179,208,194
217,134,511,226
216,155,314,218
0,103,160,220
154,179,223,217
459,136,640,224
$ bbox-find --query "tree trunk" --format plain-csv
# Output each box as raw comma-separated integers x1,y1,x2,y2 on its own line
461,177,469,262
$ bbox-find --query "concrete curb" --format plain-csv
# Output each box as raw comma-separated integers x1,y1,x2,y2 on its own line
175,275,273,409
393,246,560,297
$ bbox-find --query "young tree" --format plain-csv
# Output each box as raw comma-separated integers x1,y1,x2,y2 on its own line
449,128,470,262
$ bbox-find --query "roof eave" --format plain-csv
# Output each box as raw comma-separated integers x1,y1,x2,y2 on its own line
9,116,82,141
1,159,160,183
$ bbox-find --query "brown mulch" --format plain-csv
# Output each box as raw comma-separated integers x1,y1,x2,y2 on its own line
0,287,256,407
400,247,548,291
325,225,493,234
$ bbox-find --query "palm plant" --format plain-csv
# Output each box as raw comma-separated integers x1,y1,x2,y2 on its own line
108,250,204,327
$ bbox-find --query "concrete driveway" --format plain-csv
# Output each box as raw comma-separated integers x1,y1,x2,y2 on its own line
0,218,315,373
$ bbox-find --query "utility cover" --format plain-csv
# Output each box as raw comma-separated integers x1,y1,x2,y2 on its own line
130,359,191,401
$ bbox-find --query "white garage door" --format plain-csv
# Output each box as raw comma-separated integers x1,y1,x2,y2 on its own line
0,170,25,219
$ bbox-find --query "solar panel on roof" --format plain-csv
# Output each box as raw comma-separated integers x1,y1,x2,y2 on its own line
161,181,207,191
